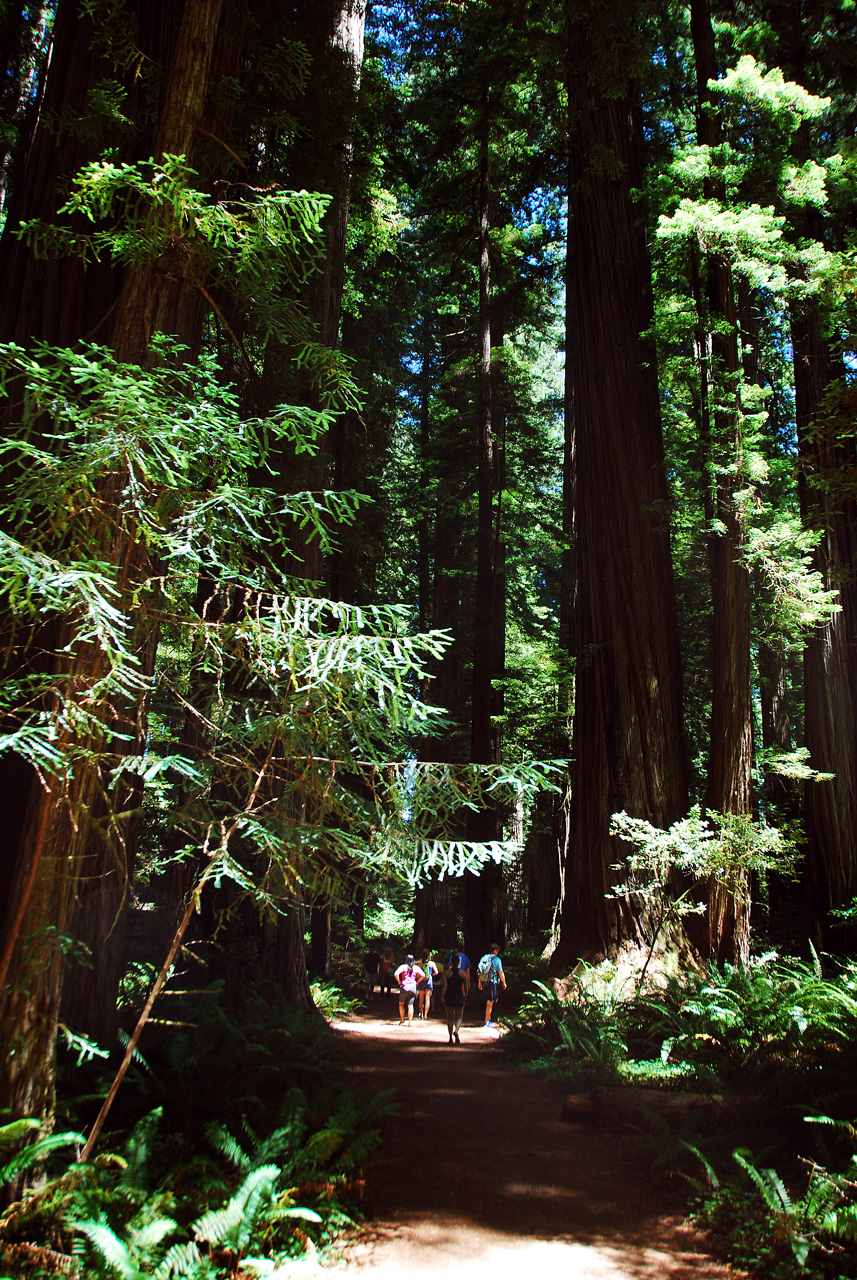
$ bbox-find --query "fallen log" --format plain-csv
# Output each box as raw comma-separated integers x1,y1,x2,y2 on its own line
560,1086,768,1136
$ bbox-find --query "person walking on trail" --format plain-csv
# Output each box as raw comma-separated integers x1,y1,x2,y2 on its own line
379,946,396,999
417,949,439,1019
477,943,506,1027
443,953,467,1045
446,945,471,992
395,954,425,1025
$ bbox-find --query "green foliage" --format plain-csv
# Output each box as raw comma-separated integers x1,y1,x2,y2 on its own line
0,336,558,931
0,991,386,1279
608,806,799,985
636,954,857,1090
507,971,630,1085
308,981,359,1020
508,952,857,1092
688,1118,857,1278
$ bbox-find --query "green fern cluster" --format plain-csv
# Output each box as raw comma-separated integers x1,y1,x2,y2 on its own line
687,1117,857,1278
507,952,857,1095
1,987,388,1278
507,970,631,1084
635,953,857,1090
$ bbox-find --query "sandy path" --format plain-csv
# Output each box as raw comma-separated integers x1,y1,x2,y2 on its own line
325,1002,740,1280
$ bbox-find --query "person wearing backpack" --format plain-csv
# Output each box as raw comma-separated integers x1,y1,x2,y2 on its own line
477,943,506,1027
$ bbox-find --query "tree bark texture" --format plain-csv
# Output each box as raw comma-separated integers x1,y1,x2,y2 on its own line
793,315,857,949
465,111,505,960
551,1,687,969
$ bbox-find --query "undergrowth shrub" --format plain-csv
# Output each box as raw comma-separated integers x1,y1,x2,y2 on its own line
686,1118,857,1278
506,968,630,1084
634,953,857,1092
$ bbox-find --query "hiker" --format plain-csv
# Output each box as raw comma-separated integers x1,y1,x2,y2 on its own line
477,943,506,1027
445,944,471,994
394,953,425,1025
378,946,396,999
416,949,439,1019
363,950,380,999
442,953,467,1045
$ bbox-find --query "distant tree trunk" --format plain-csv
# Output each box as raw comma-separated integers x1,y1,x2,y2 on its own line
550,1,687,970
464,110,504,962
0,1,51,222
264,0,366,997
310,905,332,977
413,306,471,946
524,790,566,944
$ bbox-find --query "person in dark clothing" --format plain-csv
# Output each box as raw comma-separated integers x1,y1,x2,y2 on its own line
442,953,467,1045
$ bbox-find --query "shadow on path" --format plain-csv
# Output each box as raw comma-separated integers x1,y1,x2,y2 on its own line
324,1010,741,1280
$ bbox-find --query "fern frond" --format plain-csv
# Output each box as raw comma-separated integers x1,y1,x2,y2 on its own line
152,1239,203,1279
76,1219,138,1280
205,1121,251,1171
821,1203,857,1241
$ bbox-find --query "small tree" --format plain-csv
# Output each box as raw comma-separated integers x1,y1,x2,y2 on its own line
609,805,799,987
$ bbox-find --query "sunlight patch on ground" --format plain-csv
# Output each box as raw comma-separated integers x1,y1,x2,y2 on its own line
324,1224,705,1280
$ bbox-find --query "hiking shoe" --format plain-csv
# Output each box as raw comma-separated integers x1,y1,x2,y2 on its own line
454,1033,460,1044
483,1020,494,1028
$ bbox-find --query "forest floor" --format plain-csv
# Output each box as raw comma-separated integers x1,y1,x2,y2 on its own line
323,1000,742,1280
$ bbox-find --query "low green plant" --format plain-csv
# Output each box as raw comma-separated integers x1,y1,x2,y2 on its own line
508,967,630,1084
686,1118,857,1278
309,980,360,1020
609,806,799,987
0,985,387,1279
635,953,857,1089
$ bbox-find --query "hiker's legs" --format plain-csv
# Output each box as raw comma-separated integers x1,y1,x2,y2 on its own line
446,1006,455,1041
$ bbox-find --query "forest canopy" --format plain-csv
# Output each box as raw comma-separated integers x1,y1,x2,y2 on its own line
0,0,856,1158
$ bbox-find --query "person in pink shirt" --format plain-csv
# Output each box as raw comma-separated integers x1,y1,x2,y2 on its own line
394,954,425,1026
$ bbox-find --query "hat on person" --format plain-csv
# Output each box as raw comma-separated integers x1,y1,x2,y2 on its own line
407,953,414,961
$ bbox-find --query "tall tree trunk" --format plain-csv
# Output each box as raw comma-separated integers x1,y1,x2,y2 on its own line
258,0,366,996
773,0,857,951
464,111,504,961
793,315,857,950
550,1,687,970
686,0,753,965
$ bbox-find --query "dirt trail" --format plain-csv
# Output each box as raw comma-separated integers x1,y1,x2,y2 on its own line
325,1003,740,1280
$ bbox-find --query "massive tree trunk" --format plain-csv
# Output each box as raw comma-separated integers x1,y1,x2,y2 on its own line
550,0,687,970
793,316,857,950
689,0,753,965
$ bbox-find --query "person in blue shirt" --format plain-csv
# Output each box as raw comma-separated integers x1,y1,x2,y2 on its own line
478,943,506,1027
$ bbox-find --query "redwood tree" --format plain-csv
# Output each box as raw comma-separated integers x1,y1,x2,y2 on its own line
551,0,687,968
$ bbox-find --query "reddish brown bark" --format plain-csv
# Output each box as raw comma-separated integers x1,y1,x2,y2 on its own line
551,2,687,969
